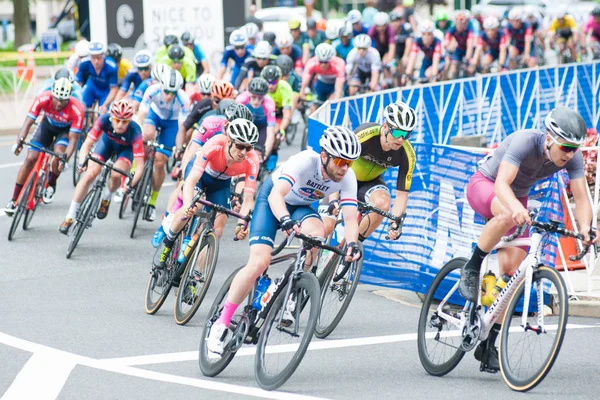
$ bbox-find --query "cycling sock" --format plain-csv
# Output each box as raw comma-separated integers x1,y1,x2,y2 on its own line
48,172,59,187
464,245,489,272
488,323,501,347
148,190,159,207
66,201,80,220
102,187,113,202
165,228,178,242
12,183,23,201
217,300,239,327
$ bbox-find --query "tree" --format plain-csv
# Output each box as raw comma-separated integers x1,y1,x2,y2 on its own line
14,0,32,48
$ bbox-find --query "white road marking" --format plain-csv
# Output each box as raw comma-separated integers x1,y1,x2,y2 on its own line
0,162,22,169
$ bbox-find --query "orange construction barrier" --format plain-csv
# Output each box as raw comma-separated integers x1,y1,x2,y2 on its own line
16,51,25,80
557,194,586,271
24,51,35,82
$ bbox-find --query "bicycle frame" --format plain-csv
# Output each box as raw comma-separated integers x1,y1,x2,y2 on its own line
24,151,50,210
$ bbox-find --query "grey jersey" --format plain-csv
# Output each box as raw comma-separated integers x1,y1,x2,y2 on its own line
478,129,584,197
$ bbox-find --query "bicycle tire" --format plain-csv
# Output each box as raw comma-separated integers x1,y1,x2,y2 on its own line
144,236,181,314
23,172,45,230
300,124,308,151
174,231,219,325
255,272,320,390
8,177,34,241
499,266,568,392
199,266,244,377
417,257,468,376
118,191,130,219
72,133,86,187
66,188,99,259
166,152,175,173
315,250,364,339
131,163,152,238
285,123,297,145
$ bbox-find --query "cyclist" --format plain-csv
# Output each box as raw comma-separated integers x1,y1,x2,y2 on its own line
300,43,346,111
289,19,309,63
59,100,145,233
434,10,452,36
347,9,369,37
158,44,196,89
236,77,276,162
5,79,84,215
445,10,477,79
305,18,328,62
116,50,153,101
38,68,83,103
333,22,354,62
76,41,118,114
262,65,293,171
130,63,170,114
549,8,579,63
276,55,301,93
182,80,234,141
273,33,303,71
476,16,509,74
244,22,260,47
506,8,537,69
368,11,396,65
205,126,363,359
234,40,275,91
458,106,596,373
137,69,190,221
107,43,132,85
523,5,546,54
262,32,277,48
218,30,253,86
189,74,215,104
181,31,210,76
325,20,340,45
582,7,600,55
390,11,414,85
153,119,260,269
345,34,382,95
155,35,179,62
405,20,443,83
66,39,89,74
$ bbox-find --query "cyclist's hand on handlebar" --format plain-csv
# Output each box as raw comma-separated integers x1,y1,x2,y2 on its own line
182,204,199,219
581,226,599,247
280,215,300,236
13,138,24,155
387,221,402,240
512,206,531,226
327,199,340,217
345,241,362,263
235,223,248,240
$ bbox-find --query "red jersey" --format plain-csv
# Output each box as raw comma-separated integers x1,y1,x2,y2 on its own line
27,91,85,134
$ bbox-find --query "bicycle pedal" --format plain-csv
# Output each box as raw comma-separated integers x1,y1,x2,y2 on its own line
479,362,499,374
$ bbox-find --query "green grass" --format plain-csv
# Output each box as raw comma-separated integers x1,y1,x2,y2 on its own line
0,57,68,67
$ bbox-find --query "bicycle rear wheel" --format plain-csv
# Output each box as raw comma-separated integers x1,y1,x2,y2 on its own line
417,257,468,376
66,189,99,259
72,134,85,187
131,164,152,238
174,231,219,325
8,177,34,241
23,173,45,230
499,266,568,392
118,190,130,219
255,272,320,390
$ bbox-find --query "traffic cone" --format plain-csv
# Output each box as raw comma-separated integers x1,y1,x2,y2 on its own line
557,194,586,271
16,51,25,81
24,51,35,82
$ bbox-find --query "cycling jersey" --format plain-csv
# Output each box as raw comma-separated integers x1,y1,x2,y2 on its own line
236,92,276,127
183,97,214,130
346,47,382,75
221,45,253,85
507,23,533,51
140,83,190,121
293,31,309,47
190,44,206,62
267,80,293,111
352,24,370,37
65,54,82,73
27,91,84,134
478,129,584,197
411,37,443,61
273,44,303,63
131,78,152,103
303,56,346,85
445,25,475,52
157,55,196,83
334,40,353,61
478,29,509,57
38,78,83,103
111,57,133,83
435,20,453,36
120,70,145,95
352,122,416,192
76,57,118,91
89,113,144,162
583,16,600,40
549,16,577,34
155,45,195,64
234,56,277,89
394,22,414,58
305,31,328,57
368,25,395,58
469,18,481,37
191,115,226,146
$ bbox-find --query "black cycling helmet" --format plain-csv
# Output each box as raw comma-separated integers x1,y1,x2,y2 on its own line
107,43,123,61
262,31,276,46
306,18,317,30
163,34,178,47
248,77,269,95
219,101,253,121
54,67,74,83
275,55,293,76
544,106,587,145
593,7,600,17
181,31,194,44
168,44,185,61
260,65,282,82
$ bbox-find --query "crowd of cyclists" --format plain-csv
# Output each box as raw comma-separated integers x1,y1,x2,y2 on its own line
3,1,600,391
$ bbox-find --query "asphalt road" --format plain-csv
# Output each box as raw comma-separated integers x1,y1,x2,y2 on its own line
1,132,600,400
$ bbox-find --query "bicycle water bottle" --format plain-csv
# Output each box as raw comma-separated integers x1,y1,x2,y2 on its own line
178,236,191,263
253,276,271,310
480,271,497,307
491,273,510,299
260,278,280,309
183,234,199,258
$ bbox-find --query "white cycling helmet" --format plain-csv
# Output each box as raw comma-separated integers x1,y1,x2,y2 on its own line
454,10,469,23
325,22,339,41
508,8,522,20
523,5,536,17
339,21,353,37
253,40,272,58
483,16,500,30
276,33,294,48
197,74,216,94
244,23,260,40
320,126,361,161
74,39,89,58
151,63,170,83
385,101,417,131
373,12,390,27
347,9,362,24
315,43,335,62
420,20,435,33
229,29,248,47
354,34,371,49
134,50,152,68
52,77,72,100
161,69,184,92
228,118,259,145
88,41,106,56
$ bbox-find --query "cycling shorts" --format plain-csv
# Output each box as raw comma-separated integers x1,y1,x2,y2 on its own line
249,175,321,247
420,57,445,78
357,176,390,203
30,117,70,152
313,79,335,102
351,69,371,85
82,81,111,108
451,48,466,62
511,44,536,58
183,153,231,210
92,134,133,166
144,108,178,157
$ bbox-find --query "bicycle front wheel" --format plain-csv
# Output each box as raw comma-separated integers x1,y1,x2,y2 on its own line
118,190,130,219
174,231,219,325
499,266,568,392
66,189,98,259
8,177,34,241
131,165,152,238
255,272,320,391
417,257,468,376
23,174,44,230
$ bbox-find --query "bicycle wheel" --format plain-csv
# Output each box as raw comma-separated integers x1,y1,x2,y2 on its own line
315,249,364,339
118,190,130,219
144,237,181,314
66,189,99,259
417,257,468,376
8,177,34,241
166,152,175,173
499,266,568,392
131,164,152,238
285,123,297,145
23,173,45,230
300,124,308,151
72,135,85,187
199,266,245,377
255,272,320,390
174,231,219,325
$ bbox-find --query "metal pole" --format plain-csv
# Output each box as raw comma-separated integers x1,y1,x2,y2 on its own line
323,0,329,19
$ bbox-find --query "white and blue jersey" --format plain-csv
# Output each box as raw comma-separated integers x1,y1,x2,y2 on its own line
38,78,83,102
220,44,253,85
192,44,206,62
76,56,118,108
131,78,152,103
120,70,145,95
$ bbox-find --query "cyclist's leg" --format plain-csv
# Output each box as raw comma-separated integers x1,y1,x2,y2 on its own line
202,176,232,239
357,178,391,240
11,122,49,203
508,45,519,69
150,115,178,209
527,44,538,68
291,205,323,269
46,132,70,197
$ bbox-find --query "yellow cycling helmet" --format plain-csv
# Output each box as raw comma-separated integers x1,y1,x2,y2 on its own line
403,0,415,6
288,19,301,30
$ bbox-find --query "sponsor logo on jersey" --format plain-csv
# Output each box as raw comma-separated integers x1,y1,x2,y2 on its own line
298,187,325,200
306,179,330,192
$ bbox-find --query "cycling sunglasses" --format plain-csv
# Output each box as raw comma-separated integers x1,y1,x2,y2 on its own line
390,128,412,139
164,90,178,96
267,79,279,85
549,134,580,153
171,58,184,64
234,46,245,51
234,142,253,152
111,117,131,124
256,57,268,61
137,66,150,71
330,156,354,168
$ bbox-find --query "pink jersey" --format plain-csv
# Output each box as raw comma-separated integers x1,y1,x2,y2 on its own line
584,16,600,38
303,56,346,85
192,115,227,145
236,92,276,127
192,134,260,194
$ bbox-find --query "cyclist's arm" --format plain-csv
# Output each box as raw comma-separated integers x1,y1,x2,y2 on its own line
281,108,292,131
523,28,533,57
571,177,594,240
370,69,380,91
333,77,344,99
130,134,145,187
499,33,509,67
234,62,251,90
17,117,35,142
339,174,359,244
280,85,293,130
217,65,227,80
267,179,294,221
201,60,210,74
302,44,310,66
102,86,119,112
384,43,396,65
495,161,526,213
405,42,419,76
391,190,409,218
402,37,414,60
180,140,199,173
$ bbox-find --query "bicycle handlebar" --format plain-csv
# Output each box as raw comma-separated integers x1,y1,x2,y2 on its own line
18,139,67,165
83,155,131,179
357,201,406,240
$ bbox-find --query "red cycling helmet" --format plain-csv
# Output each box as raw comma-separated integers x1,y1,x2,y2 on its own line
110,99,134,120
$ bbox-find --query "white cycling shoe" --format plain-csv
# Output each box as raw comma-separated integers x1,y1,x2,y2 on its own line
206,322,228,360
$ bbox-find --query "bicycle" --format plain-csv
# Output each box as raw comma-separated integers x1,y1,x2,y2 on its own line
315,201,406,339
417,210,594,392
66,154,130,259
8,140,66,241
198,232,347,390
73,109,99,187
